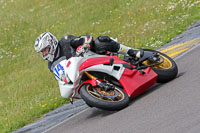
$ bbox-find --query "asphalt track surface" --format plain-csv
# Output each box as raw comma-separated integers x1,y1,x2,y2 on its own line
45,43,200,133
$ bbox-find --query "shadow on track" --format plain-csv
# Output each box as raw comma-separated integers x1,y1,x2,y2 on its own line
86,108,117,119
129,71,186,105
84,72,185,118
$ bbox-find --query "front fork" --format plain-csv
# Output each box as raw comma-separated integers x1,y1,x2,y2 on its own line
84,72,115,91
85,72,101,84
70,72,115,104
70,72,99,104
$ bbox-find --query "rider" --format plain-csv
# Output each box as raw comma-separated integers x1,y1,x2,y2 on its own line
34,32,143,72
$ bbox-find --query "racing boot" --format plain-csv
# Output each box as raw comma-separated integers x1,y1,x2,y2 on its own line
118,44,144,60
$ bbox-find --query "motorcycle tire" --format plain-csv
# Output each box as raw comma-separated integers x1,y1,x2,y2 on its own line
142,49,178,83
79,84,129,111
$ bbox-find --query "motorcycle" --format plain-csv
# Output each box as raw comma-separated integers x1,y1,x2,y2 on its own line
52,48,178,111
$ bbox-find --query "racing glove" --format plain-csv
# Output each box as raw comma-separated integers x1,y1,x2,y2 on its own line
76,35,93,56
76,43,91,55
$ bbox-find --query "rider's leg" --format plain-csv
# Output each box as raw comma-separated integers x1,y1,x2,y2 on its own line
117,44,131,56
94,36,143,59
117,43,144,60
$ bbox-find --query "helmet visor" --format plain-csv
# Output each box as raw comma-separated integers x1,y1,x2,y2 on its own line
41,46,50,58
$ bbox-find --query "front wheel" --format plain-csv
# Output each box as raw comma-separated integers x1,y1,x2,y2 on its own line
79,84,129,111
142,49,178,83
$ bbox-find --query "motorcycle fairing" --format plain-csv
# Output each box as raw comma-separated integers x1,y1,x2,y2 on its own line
79,56,135,72
66,54,109,82
58,80,74,98
119,67,157,98
53,59,75,98
76,79,98,92
79,56,136,81
83,64,125,80
79,56,157,98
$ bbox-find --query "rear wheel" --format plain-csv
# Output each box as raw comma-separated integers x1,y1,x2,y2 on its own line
80,84,129,111
142,49,178,83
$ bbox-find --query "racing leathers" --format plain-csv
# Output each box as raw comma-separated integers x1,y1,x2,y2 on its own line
48,35,142,71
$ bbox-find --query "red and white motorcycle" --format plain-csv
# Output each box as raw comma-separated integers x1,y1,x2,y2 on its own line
53,49,178,110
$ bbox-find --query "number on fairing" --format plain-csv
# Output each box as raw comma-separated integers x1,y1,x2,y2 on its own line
54,64,64,80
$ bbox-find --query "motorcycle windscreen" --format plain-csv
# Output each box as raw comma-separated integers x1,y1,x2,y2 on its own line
119,67,157,98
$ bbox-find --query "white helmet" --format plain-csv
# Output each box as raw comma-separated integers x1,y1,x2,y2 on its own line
34,32,58,62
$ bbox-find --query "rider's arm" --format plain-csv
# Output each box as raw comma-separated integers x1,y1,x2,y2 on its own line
71,35,94,55
70,35,93,49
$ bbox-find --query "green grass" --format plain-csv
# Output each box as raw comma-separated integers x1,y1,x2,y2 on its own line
0,0,200,132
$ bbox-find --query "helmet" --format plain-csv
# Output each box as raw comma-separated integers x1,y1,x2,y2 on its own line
34,32,58,62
